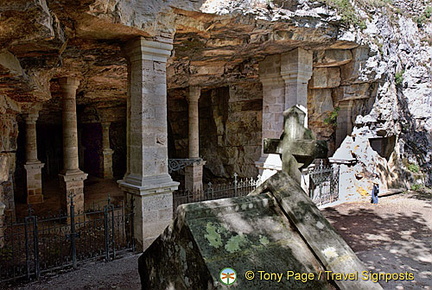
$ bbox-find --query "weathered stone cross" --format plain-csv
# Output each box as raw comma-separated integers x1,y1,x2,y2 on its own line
264,105,327,183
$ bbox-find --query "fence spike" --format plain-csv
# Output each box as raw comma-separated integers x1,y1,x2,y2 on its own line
27,204,34,217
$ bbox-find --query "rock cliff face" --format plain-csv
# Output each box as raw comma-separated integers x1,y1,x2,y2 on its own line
0,0,431,195
343,1,432,186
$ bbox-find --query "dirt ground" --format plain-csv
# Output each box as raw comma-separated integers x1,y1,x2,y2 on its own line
322,190,432,289
10,253,142,290
9,190,432,290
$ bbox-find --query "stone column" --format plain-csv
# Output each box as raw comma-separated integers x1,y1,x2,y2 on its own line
280,48,313,127
255,55,285,181
101,122,114,179
187,86,200,159
58,77,88,215
23,111,44,204
185,86,204,192
336,100,353,148
256,49,313,184
119,37,179,251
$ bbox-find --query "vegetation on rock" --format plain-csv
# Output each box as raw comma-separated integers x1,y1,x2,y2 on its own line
395,70,404,86
324,106,340,127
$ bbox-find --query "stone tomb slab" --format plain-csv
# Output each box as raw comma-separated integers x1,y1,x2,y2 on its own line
139,172,381,289
140,195,328,289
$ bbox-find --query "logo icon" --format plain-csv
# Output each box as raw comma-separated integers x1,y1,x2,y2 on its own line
220,268,237,285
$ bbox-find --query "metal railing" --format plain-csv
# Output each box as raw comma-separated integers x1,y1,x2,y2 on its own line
172,161,342,211
173,173,260,211
168,158,203,173
309,161,340,207
0,195,135,284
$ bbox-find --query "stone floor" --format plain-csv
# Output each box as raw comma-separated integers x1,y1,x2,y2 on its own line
15,176,124,219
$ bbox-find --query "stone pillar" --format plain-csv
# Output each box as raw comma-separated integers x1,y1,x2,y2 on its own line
119,37,179,251
255,55,285,181
23,111,44,204
58,77,88,215
101,122,114,179
336,100,353,148
185,86,204,192
188,86,200,159
281,48,313,127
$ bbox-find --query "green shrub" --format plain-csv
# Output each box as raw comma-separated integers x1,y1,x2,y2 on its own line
415,6,432,27
395,70,404,86
424,6,432,18
407,163,420,173
318,0,393,28
324,107,340,127
411,184,423,191
320,0,361,26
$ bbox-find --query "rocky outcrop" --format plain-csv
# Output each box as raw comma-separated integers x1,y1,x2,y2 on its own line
344,5,432,186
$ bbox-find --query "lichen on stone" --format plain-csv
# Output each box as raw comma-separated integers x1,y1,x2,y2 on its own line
224,234,250,253
259,235,270,246
204,222,223,248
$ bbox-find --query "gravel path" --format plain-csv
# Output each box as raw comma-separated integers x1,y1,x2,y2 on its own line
7,190,431,290
11,253,141,290
322,190,432,289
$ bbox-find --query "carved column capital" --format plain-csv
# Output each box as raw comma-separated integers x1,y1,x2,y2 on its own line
24,112,39,124
187,86,201,103
124,37,173,63
59,77,80,92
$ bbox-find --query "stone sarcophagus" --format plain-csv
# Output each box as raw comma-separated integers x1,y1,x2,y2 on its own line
138,171,382,290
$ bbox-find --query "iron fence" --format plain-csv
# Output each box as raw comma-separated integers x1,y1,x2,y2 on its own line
173,173,260,211
173,162,341,211
309,161,340,207
0,195,135,284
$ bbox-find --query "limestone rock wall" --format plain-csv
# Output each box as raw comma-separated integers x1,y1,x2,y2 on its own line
0,112,19,221
344,7,432,186
304,1,432,188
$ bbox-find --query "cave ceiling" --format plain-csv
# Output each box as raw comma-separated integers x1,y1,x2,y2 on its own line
0,0,355,121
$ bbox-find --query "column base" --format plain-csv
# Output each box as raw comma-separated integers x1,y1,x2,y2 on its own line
118,175,179,251
24,162,45,204
185,160,205,193
255,154,282,184
102,149,114,179
59,170,88,215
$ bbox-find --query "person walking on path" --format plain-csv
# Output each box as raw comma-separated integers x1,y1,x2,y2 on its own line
371,175,379,204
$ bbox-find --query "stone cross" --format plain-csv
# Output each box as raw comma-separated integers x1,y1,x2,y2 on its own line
264,105,327,183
